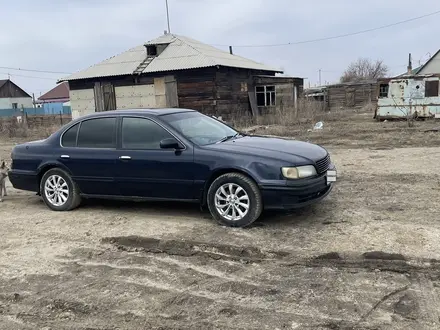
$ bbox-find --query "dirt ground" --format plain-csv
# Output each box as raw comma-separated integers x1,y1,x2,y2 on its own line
1,112,440,329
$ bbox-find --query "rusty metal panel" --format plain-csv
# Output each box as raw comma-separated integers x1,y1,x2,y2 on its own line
377,76,440,119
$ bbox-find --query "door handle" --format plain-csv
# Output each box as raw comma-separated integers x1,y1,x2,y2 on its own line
119,156,131,160
60,155,70,159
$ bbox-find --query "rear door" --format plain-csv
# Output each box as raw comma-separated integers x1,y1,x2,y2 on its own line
114,116,195,200
58,116,118,195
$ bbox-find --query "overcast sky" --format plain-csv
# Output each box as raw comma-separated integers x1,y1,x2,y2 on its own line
1,0,439,97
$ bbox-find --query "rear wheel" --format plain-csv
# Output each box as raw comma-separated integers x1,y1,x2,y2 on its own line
40,168,81,211
207,172,263,227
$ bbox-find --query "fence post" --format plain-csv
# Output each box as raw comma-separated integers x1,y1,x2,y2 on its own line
60,111,63,125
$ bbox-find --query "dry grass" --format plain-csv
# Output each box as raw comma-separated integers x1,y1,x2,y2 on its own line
230,99,372,129
0,119,61,139
229,101,440,149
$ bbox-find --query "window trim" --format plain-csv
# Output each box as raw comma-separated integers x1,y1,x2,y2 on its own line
379,83,389,98
60,122,80,148
60,115,188,151
119,116,186,151
59,116,118,150
255,85,276,107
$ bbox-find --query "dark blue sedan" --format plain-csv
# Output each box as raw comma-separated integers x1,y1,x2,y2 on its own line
8,108,337,227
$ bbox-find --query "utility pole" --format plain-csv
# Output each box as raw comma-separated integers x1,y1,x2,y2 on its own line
165,0,171,33
318,69,322,86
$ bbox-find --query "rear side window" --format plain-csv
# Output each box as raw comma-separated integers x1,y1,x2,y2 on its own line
121,117,173,149
77,118,117,148
61,123,79,147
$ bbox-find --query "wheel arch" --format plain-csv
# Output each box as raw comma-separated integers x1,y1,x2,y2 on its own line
200,167,259,206
37,162,73,191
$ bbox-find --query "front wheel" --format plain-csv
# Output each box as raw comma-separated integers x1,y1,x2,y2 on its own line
207,172,263,227
40,168,81,211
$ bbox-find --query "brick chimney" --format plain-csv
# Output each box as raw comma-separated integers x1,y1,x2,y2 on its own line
407,53,412,75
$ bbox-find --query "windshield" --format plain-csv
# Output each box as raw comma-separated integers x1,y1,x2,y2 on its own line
161,111,239,146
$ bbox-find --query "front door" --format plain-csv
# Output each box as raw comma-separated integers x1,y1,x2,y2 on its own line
114,116,195,200
58,117,118,195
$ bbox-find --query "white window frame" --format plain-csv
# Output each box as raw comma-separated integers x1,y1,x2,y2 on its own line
256,85,276,107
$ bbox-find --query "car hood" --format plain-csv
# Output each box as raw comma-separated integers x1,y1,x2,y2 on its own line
205,135,328,163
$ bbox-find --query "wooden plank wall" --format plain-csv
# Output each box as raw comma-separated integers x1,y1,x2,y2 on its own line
164,75,179,107
214,68,252,118
253,76,303,115
176,68,217,114
67,67,277,118
327,83,379,111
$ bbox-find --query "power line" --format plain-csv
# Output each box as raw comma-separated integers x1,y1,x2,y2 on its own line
0,72,59,81
0,66,71,74
212,9,440,48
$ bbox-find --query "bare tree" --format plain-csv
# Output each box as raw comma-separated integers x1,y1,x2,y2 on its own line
340,58,389,83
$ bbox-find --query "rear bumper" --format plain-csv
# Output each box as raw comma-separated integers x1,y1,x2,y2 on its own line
8,170,39,192
260,164,336,210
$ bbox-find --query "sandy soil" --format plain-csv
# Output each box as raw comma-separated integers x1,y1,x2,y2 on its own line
1,113,440,329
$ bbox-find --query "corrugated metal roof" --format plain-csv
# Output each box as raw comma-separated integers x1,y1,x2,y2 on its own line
60,34,282,82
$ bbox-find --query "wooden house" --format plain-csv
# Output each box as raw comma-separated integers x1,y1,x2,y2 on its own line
37,82,71,114
59,33,303,119
0,79,33,110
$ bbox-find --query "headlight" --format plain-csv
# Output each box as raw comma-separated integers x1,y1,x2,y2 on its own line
281,165,317,179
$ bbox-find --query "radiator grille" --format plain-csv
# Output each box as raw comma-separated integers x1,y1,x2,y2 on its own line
315,154,331,174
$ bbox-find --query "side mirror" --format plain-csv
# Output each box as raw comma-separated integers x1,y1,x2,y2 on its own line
160,138,183,149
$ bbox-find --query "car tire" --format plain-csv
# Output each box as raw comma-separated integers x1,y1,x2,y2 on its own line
40,168,81,211
207,172,263,227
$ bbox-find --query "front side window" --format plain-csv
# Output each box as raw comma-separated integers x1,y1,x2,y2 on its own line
77,117,117,148
161,112,238,146
121,117,173,149
61,123,79,147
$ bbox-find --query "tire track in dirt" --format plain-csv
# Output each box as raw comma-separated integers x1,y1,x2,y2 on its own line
102,236,440,276
0,238,429,329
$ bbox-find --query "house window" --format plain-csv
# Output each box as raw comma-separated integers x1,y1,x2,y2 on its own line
425,80,439,97
379,84,389,98
12,103,18,109
256,86,276,107
146,45,157,56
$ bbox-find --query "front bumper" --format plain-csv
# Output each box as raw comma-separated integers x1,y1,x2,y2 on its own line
260,164,336,210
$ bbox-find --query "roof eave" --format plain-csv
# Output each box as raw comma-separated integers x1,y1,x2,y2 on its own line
58,64,283,82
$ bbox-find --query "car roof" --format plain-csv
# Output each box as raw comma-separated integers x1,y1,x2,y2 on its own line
79,108,197,120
